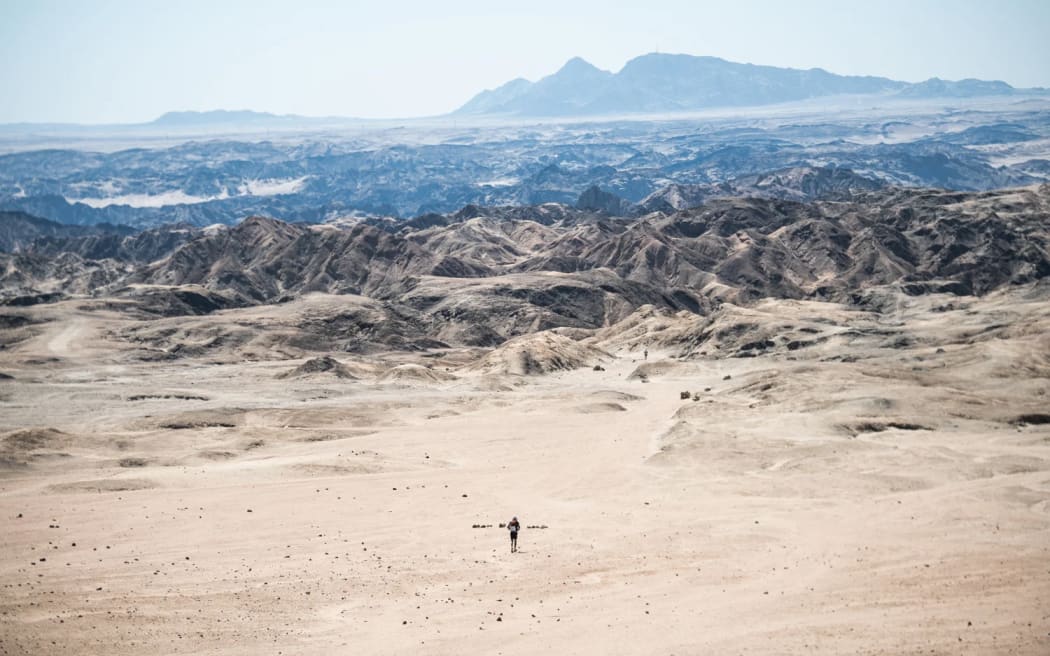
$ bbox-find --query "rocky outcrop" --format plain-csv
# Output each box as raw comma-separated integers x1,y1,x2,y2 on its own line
636,167,887,213
277,356,358,380
576,186,632,215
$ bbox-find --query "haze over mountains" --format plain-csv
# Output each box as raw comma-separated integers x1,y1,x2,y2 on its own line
2,52,1044,131
3,96,1049,229
456,53,1042,117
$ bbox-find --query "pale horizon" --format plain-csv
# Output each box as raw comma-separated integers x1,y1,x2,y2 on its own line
2,0,1050,124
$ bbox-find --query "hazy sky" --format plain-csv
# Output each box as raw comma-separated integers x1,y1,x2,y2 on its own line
2,0,1049,124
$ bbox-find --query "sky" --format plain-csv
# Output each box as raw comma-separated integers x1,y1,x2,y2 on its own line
2,0,1049,124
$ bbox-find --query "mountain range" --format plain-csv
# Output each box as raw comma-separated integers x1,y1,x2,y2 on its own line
2,53,1046,133
3,183,1048,353
456,53,1042,117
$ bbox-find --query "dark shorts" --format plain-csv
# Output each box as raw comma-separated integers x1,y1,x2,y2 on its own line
510,531,518,540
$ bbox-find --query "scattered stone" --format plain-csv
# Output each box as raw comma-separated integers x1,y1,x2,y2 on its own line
680,391,691,399
1011,413,1050,426
161,420,234,430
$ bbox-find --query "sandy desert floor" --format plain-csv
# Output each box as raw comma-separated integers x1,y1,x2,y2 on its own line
1,289,1049,655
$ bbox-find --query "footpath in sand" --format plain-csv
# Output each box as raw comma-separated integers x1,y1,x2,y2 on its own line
1,293,1049,655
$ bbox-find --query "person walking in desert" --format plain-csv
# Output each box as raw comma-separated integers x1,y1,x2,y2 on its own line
507,516,521,553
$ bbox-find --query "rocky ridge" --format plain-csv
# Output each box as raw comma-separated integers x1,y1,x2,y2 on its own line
1,183,1048,359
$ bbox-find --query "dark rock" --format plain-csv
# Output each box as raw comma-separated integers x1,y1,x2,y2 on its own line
1012,414,1050,426
276,356,357,380
0,292,65,307
576,186,630,215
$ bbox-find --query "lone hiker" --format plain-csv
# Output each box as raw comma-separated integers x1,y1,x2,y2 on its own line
508,516,521,553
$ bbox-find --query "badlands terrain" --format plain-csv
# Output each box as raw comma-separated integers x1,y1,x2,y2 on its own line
1,182,1050,654
3,95,1050,228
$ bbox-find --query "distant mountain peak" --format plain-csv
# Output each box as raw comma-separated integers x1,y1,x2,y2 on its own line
453,52,1031,117
557,56,603,75
626,51,724,66
150,110,296,126
547,57,613,86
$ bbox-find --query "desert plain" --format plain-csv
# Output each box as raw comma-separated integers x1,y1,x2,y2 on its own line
1,283,1048,656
